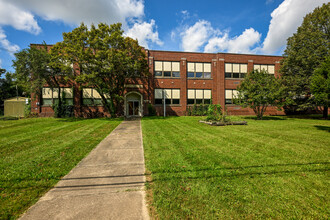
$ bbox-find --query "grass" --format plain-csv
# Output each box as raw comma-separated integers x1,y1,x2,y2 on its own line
142,116,330,219
0,117,122,219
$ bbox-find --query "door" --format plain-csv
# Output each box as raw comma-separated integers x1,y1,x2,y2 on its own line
128,101,139,116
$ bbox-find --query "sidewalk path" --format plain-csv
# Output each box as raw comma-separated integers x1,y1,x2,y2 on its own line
20,119,149,220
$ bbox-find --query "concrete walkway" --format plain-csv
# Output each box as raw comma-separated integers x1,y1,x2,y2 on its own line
20,119,149,220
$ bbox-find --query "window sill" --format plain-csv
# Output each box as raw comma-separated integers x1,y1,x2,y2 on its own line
154,77,181,79
82,105,104,107
187,78,213,80
225,78,244,80
154,104,182,107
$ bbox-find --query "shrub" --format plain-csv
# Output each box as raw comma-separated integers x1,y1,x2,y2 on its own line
148,103,156,116
206,104,231,122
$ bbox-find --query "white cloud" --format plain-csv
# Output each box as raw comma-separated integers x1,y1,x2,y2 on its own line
0,0,162,56
0,0,41,34
179,20,260,54
4,0,144,26
0,59,2,68
125,20,163,49
261,0,328,54
204,28,261,53
180,20,218,52
0,28,20,56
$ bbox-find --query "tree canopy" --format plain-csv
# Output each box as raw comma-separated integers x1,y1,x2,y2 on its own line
235,70,283,120
51,23,149,116
13,44,66,98
310,56,330,119
280,3,330,114
0,69,23,115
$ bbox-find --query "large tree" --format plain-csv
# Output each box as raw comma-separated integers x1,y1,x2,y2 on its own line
13,44,69,99
52,23,149,116
235,70,283,120
310,56,330,119
280,3,330,114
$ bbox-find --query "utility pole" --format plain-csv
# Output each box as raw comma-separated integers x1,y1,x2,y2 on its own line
163,89,166,117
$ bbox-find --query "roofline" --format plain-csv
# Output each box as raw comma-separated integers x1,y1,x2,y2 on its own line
147,49,283,58
30,44,283,58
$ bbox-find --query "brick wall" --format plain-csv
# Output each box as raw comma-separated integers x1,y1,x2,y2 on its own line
31,45,284,117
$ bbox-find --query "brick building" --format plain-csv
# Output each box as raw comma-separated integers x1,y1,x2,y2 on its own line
31,48,284,117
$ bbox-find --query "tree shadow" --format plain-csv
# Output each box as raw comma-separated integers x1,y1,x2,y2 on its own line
57,117,123,122
242,116,287,120
142,116,179,121
314,125,330,132
286,114,325,120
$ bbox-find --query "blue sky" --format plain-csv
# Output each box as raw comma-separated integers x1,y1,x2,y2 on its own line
0,0,327,72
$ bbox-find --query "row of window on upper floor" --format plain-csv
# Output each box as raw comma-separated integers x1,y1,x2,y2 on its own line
154,61,275,79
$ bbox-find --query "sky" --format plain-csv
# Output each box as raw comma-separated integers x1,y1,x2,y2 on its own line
0,0,328,72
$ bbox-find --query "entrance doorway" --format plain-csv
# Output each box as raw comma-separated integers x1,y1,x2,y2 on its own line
128,101,139,116
124,92,143,117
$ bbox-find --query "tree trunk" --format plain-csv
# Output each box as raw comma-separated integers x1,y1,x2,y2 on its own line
323,106,328,119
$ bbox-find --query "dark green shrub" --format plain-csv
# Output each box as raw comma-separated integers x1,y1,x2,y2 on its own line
148,103,156,116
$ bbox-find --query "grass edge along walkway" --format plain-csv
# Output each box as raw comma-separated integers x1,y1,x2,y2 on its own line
0,117,122,219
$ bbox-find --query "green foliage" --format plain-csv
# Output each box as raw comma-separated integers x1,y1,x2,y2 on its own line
310,56,330,118
51,23,149,117
236,70,283,120
0,69,18,115
24,99,31,117
187,104,209,116
280,3,330,113
148,103,156,116
205,104,231,122
52,91,74,118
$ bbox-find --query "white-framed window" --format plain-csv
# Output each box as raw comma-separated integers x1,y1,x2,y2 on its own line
154,89,180,105
82,88,109,106
187,89,211,105
42,87,73,106
225,63,248,79
187,62,211,79
225,89,239,104
154,61,180,78
253,64,275,75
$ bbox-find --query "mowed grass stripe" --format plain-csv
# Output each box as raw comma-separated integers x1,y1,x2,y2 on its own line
142,116,330,219
0,118,122,219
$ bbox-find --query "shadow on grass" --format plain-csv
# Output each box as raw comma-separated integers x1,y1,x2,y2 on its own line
286,114,325,120
142,116,180,121
57,117,123,122
151,161,330,175
315,125,330,132
242,116,287,120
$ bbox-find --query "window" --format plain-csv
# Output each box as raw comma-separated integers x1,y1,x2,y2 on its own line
154,89,180,105
187,62,211,79
225,63,248,79
42,87,73,106
187,89,211,105
82,88,108,106
154,61,180,78
225,89,239,104
253,64,275,75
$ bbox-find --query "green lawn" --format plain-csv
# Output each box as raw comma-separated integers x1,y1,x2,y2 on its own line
142,116,330,219
0,117,122,219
